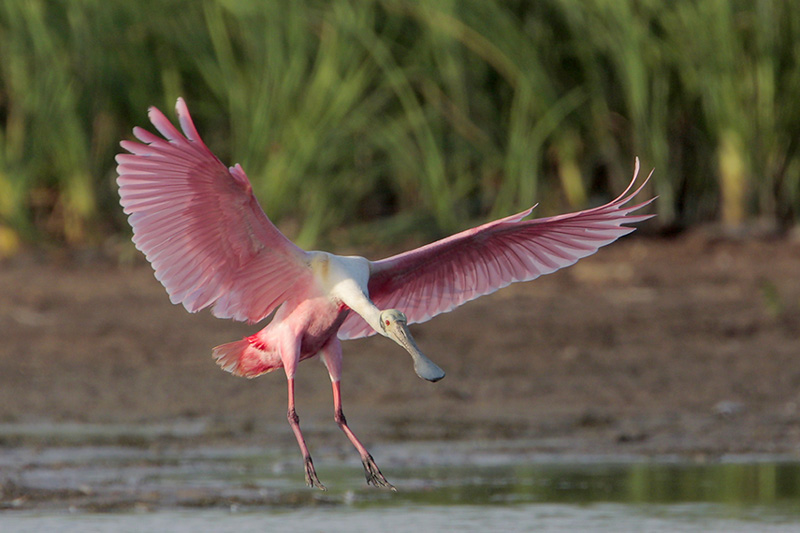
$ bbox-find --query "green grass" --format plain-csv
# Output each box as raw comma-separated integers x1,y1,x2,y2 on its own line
1,0,799,253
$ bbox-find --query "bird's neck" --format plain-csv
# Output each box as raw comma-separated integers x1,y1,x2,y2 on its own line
337,285,384,336
311,252,384,336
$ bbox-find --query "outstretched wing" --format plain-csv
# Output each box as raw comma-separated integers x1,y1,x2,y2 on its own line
338,159,655,339
116,98,312,324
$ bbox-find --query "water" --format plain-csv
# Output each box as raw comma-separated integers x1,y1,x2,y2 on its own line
2,440,800,532
6,505,800,533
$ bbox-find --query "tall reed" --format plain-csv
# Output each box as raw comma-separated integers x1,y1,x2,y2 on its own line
0,0,798,252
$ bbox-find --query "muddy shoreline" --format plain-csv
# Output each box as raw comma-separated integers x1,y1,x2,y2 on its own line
1,232,799,459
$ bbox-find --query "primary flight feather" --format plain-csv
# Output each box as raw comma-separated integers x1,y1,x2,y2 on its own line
116,98,654,490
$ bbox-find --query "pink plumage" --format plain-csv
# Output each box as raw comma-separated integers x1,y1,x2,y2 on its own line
117,99,310,324
339,170,653,338
116,98,655,490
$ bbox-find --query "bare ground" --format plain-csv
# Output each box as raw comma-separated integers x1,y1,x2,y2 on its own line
1,231,799,458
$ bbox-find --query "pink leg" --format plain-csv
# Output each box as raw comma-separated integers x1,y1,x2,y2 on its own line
322,339,394,490
286,378,325,490
332,381,395,490
280,332,325,490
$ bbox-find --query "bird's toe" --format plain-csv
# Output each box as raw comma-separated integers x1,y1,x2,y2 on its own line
362,455,396,491
304,456,327,491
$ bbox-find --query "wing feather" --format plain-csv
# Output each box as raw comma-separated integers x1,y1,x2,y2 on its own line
338,159,655,339
116,98,312,323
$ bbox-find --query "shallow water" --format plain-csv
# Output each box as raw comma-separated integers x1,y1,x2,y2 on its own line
2,440,800,531
5,504,800,533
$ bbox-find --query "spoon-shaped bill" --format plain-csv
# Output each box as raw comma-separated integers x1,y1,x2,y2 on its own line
386,320,445,382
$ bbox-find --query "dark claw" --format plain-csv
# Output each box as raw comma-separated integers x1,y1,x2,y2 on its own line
304,456,326,490
362,454,396,491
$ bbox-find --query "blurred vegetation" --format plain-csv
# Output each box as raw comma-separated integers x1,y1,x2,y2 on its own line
1,0,799,253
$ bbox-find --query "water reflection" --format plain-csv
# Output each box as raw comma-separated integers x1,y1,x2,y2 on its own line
377,461,800,511
2,442,800,524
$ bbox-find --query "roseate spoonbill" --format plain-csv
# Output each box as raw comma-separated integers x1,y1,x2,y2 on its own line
116,98,654,490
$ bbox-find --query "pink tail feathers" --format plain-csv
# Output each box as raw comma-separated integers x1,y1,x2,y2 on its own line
212,336,281,378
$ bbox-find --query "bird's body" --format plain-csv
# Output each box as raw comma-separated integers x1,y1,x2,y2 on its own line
214,253,372,378
116,98,654,490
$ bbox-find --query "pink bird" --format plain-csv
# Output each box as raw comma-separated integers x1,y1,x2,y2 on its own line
116,98,654,490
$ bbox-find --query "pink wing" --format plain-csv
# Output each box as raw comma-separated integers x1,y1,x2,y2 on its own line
338,159,655,339
116,98,312,324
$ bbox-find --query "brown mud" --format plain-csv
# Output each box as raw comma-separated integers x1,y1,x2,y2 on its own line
1,232,799,458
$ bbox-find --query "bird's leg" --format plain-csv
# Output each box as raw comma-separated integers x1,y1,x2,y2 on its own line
286,377,326,490
280,333,325,490
332,380,395,490
321,338,395,490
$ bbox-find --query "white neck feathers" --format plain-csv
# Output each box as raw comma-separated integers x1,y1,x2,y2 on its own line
309,252,384,335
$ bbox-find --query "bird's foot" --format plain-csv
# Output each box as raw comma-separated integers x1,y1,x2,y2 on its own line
362,454,396,491
304,456,326,490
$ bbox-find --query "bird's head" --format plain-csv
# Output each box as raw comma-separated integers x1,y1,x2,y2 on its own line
378,309,407,332
379,309,445,382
